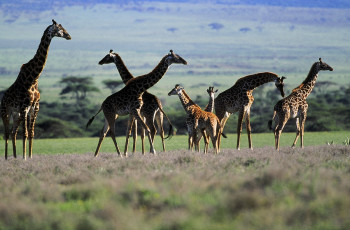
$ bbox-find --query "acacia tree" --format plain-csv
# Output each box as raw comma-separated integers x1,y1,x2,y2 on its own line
102,79,124,93
60,76,100,102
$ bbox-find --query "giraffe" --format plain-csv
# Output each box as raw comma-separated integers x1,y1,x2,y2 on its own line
168,84,226,154
268,58,333,150
0,19,71,160
86,50,187,157
204,86,218,113
98,50,174,154
191,86,218,151
214,72,285,151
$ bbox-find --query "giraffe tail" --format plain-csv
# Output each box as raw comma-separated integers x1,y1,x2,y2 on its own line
157,100,174,140
268,110,276,131
86,107,103,130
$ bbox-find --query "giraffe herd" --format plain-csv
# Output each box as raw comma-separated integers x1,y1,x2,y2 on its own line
0,20,334,159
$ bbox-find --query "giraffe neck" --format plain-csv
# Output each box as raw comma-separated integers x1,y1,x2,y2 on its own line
292,63,320,98
126,56,169,95
235,72,279,91
15,25,53,88
204,94,215,112
177,90,199,115
114,54,134,84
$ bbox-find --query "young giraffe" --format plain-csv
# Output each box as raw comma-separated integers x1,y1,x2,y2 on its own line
98,50,174,154
191,86,218,152
86,50,187,157
214,72,285,151
269,58,333,150
0,20,71,160
168,84,226,154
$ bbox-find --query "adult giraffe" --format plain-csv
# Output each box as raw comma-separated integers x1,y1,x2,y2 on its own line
1,20,71,159
269,58,333,150
215,72,285,150
87,50,187,157
98,50,174,154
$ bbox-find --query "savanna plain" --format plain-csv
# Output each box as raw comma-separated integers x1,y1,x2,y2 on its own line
1,1,350,229
0,134,350,230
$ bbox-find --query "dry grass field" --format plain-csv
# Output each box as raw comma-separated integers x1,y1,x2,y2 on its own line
0,145,349,229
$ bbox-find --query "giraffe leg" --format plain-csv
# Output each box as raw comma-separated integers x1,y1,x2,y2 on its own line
245,110,253,150
292,118,300,148
275,115,289,151
124,115,135,155
21,109,30,160
132,120,137,153
208,126,218,154
94,119,110,157
133,110,156,154
28,104,39,158
140,117,146,154
300,111,307,149
109,118,122,156
155,111,166,151
217,114,229,151
11,113,21,159
195,129,204,153
236,109,246,150
145,113,156,154
2,111,11,159
187,122,194,151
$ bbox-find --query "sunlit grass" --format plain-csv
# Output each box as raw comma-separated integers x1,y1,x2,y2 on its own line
1,131,348,156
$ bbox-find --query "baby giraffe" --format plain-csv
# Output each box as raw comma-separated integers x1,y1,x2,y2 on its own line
87,50,187,157
191,86,218,151
269,58,333,150
168,84,225,154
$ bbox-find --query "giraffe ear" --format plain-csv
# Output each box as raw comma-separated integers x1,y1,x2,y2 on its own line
52,19,57,25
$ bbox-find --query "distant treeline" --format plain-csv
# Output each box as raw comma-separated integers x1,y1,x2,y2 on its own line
1,77,348,139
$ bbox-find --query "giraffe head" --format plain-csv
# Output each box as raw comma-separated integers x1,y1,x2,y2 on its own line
207,86,218,96
165,50,187,66
274,76,286,97
49,19,71,40
168,84,184,96
317,58,333,72
98,49,117,65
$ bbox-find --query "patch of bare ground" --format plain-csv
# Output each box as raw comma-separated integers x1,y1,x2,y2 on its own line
0,145,349,229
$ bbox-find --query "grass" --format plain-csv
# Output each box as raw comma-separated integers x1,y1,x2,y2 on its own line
0,131,347,156
0,145,349,229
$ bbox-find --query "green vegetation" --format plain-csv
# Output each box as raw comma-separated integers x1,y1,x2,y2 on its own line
0,131,346,155
0,145,349,229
